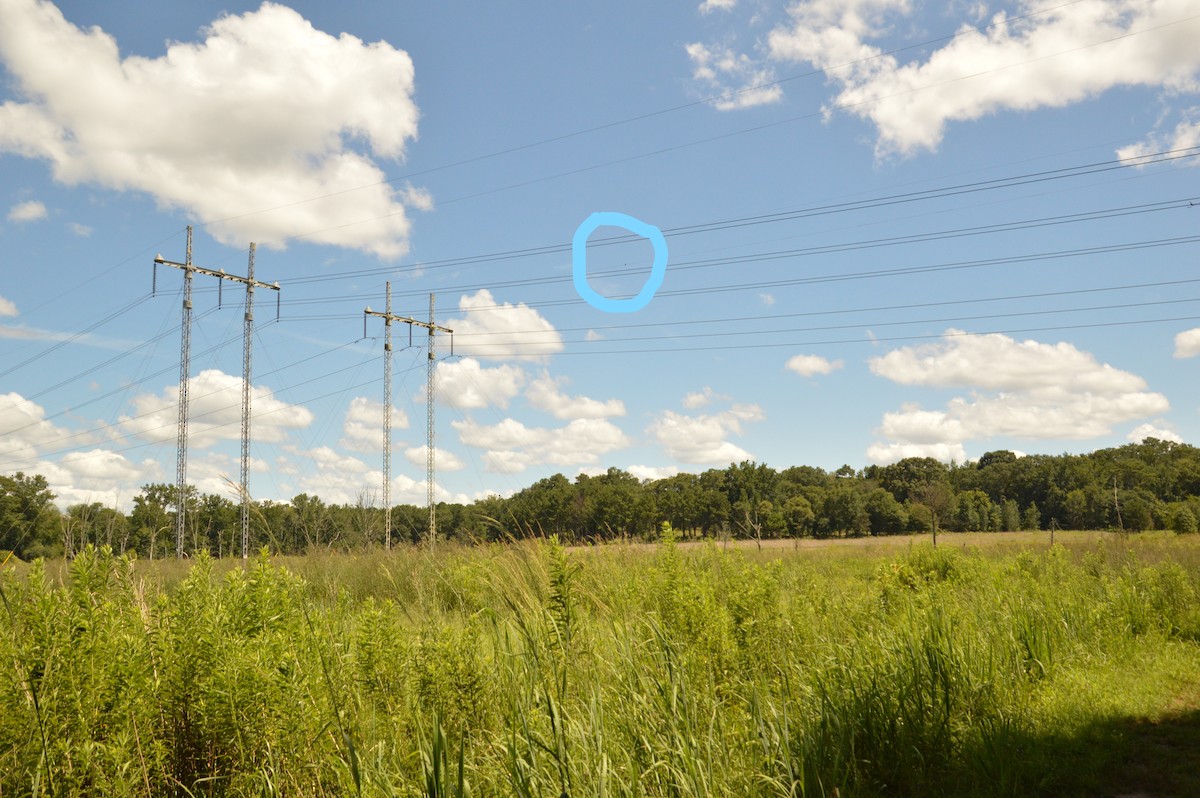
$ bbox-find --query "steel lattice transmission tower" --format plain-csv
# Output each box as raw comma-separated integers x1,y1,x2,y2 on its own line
154,227,196,558
426,294,438,546
364,289,451,548
155,231,278,558
237,244,279,559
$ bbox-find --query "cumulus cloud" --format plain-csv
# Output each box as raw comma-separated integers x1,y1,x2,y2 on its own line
865,441,969,466
447,289,563,361
0,0,425,257
286,446,374,505
866,330,1169,463
1117,111,1200,165
435,358,525,409
685,42,783,110
69,221,91,236
0,294,17,317
7,199,46,222
120,369,314,447
283,445,470,508
339,396,407,453
404,444,465,472
1174,327,1200,358
37,449,161,509
682,386,725,409
648,401,764,465
767,0,1200,158
700,0,738,13
453,416,629,474
526,373,625,419
0,391,67,465
627,464,680,481
786,353,844,376
1128,421,1183,444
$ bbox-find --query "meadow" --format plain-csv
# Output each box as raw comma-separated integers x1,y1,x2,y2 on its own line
2,531,1199,796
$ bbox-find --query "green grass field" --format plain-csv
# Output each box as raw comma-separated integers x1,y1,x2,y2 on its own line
2,531,1199,796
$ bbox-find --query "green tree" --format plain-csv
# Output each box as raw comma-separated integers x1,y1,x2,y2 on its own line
818,485,869,537
1000,499,1021,532
1022,501,1042,531
196,493,238,555
288,493,332,551
1121,493,1155,532
915,481,954,548
576,468,652,541
783,494,816,537
510,473,577,538
863,488,907,535
130,483,176,559
1167,503,1198,533
0,472,59,559
953,490,994,532
977,450,1018,470
651,473,702,536
878,457,949,504
696,469,731,537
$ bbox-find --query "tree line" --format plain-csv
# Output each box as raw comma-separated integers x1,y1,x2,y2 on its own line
2,438,1199,560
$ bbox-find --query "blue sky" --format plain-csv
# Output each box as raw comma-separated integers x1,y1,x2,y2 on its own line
1,0,1198,509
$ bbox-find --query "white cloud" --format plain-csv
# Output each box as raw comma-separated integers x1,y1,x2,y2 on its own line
69,221,91,236
700,0,738,13
768,0,1200,158
870,329,1148,392
184,451,245,498
585,329,604,342
866,330,1170,463
682,386,725,409
120,369,314,447
454,416,629,473
339,396,407,453
786,353,844,376
285,445,471,508
38,449,161,509
0,294,17,317
447,289,563,361
435,357,525,409
1174,327,1200,358
288,446,375,505
1117,111,1200,165
759,293,776,306
0,0,424,257
0,391,67,465
526,373,625,419
628,464,680,481
865,441,969,466
7,199,46,221
685,42,783,110
404,444,465,472
1128,421,1183,444
648,402,764,465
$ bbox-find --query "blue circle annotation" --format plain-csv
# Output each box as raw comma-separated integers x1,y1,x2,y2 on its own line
572,211,668,313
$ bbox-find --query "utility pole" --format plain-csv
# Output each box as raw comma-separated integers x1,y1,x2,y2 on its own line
155,231,279,558
1113,476,1124,533
364,289,451,547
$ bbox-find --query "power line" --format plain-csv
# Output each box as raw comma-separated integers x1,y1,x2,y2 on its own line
192,0,1096,231
282,231,1200,322
461,314,1200,358
278,147,1199,299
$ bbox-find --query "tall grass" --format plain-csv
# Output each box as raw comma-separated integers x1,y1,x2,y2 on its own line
1,534,1198,796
